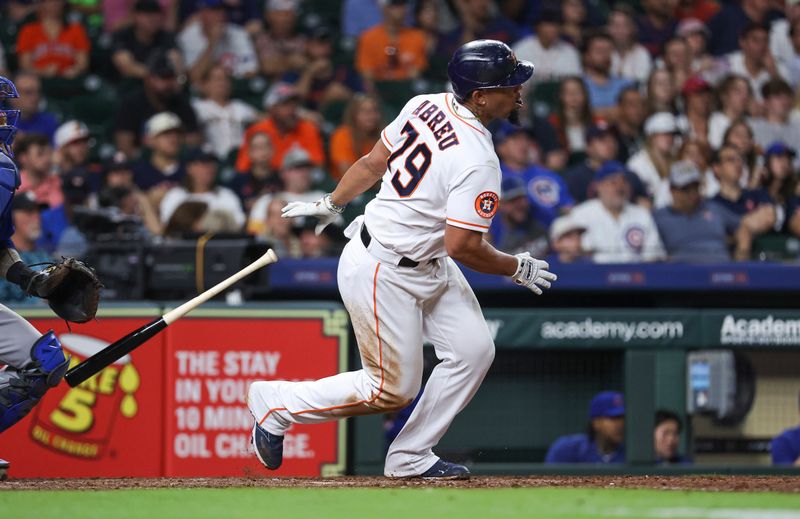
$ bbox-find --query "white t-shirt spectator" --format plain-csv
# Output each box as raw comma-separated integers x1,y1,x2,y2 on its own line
723,51,790,101
512,36,582,83
160,186,246,228
749,117,800,150
611,45,652,83
627,149,672,209
178,21,258,77
191,98,258,160
708,111,733,149
570,198,665,263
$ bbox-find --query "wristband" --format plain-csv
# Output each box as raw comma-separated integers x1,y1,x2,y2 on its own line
324,193,345,214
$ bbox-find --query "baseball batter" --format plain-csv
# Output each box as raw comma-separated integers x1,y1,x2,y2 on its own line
248,40,557,479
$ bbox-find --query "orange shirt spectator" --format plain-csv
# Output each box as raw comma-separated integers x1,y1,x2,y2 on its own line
356,11,427,81
328,94,383,180
236,118,325,172
16,21,90,76
329,126,374,180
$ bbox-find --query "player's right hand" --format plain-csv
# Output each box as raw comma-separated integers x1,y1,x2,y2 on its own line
511,252,557,295
281,195,342,236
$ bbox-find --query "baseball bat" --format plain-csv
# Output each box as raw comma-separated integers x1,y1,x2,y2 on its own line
64,249,279,387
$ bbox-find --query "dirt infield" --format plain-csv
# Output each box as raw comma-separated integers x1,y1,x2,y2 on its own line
2,476,799,493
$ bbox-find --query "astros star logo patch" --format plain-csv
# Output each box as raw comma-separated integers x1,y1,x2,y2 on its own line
475,191,499,218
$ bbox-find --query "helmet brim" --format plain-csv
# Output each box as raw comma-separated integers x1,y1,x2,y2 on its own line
501,60,534,88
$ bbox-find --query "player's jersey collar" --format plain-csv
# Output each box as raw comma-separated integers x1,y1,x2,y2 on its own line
445,94,489,137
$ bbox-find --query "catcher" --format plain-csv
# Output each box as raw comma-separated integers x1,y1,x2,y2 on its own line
0,76,101,473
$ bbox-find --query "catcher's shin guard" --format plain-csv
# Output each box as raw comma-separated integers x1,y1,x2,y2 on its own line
0,331,69,433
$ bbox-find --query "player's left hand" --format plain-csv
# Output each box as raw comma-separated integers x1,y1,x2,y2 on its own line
281,194,343,235
29,257,102,323
511,252,557,295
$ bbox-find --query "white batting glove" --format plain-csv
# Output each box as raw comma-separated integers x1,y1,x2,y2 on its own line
511,252,557,295
281,194,344,235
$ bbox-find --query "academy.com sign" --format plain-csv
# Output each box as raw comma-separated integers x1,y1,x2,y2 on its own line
540,318,684,343
720,314,800,345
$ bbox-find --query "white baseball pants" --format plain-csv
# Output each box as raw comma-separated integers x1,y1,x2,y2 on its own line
248,218,495,477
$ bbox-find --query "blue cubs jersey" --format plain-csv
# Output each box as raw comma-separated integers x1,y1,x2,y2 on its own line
0,151,20,249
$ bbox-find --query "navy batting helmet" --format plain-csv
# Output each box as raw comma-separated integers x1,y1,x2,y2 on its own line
0,76,20,156
447,40,534,102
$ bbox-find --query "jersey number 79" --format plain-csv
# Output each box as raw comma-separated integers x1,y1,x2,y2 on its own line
387,121,432,197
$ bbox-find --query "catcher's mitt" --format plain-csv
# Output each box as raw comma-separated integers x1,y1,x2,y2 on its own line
29,257,102,323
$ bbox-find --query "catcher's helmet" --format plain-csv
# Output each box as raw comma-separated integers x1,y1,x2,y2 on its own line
447,40,534,101
0,76,20,155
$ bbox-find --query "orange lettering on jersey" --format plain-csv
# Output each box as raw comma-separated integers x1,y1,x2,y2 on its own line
474,191,499,219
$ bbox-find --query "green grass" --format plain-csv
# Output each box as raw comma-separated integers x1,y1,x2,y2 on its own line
2,487,800,519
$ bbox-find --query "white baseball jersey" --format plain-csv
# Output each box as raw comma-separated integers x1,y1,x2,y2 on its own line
570,199,665,263
364,93,502,262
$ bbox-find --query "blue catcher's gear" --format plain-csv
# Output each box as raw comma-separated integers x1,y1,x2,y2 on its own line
447,39,534,102
0,76,20,157
0,331,70,433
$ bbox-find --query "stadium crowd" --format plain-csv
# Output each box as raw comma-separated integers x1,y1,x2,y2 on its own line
2,0,800,298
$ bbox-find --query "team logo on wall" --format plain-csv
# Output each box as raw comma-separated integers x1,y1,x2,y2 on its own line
528,177,559,207
475,191,499,218
624,226,645,252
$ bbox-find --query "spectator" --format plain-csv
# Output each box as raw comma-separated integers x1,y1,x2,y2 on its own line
723,23,790,105
178,0,258,84
437,0,519,60
4,0,35,25
771,0,800,71
162,200,209,238
660,37,693,96
53,120,96,193
259,197,301,258
329,94,383,181
548,76,594,155
191,64,258,161
247,147,325,235
487,176,548,257
755,142,798,232
545,391,625,464
708,75,752,149
548,215,588,264
0,193,51,303
113,51,201,157
414,0,443,58
356,0,427,86
111,0,181,80
771,392,800,466
654,410,691,464
14,133,62,209
711,144,776,259
581,31,633,121
98,153,162,236
236,82,325,172
627,112,679,208
612,86,646,163
16,0,90,78
227,132,281,213
494,121,573,228
296,217,341,258
175,0,260,31
607,5,652,84
252,0,306,79
654,160,743,263
9,72,59,143
676,18,716,77
637,0,678,57
676,76,713,145
784,20,800,87
294,26,362,111
563,121,647,205
679,138,717,197
132,112,186,202
723,118,761,181
512,6,581,85
707,0,776,56
571,161,665,263
645,68,678,115
560,0,586,49
160,148,245,229
749,79,800,150
676,0,720,23
342,0,384,38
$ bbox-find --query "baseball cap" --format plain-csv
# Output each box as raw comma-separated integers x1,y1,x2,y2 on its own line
765,141,797,158
264,82,299,109
186,146,218,164
11,191,46,211
585,120,613,142
281,147,313,170
676,18,710,38
668,160,702,188
549,215,586,241
501,176,527,200
309,25,333,41
644,112,678,136
681,76,712,97
103,152,133,174
54,120,90,149
144,112,182,138
133,0,162,13
62,169,92,206
492,120,526,146
589,391,625,419
594,160,626,182
147,51,177,78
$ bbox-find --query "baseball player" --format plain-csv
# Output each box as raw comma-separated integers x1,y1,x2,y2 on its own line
0,76,100,472
248,40,557,479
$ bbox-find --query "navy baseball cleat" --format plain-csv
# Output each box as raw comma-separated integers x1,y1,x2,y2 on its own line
251,422,284,470
420,459,471,480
